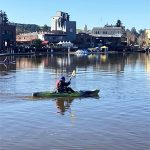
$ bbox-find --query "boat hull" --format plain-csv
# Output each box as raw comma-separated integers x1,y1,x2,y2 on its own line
33,89,100,98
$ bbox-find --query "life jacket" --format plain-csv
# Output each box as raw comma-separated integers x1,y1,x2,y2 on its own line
56,80,60,89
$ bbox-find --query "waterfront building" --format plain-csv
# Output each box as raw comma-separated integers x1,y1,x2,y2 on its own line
75,33,94,48
51,11,76,41
16,32,38,44
92,24,125,37
145,29,150,47
16,11,76,47
91,24,127,50
0,10,16,50
16,31,67,48
16,31,69,50
38,31,67,43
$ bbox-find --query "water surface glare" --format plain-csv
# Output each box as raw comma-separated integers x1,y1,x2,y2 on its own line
0,53,150,150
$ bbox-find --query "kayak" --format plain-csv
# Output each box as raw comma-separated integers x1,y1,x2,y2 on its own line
33,89,100,98
32,89,100,98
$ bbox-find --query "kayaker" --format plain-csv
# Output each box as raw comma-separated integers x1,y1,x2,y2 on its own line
56,76,74,93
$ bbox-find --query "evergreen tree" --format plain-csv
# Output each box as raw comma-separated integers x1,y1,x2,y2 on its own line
0,11,9,24
116,20,122,27
3,12,8,24
43,24,49,32
131,27,138,36
32,39,42,49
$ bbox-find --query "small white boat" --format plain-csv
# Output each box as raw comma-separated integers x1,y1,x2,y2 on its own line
75,49,89,55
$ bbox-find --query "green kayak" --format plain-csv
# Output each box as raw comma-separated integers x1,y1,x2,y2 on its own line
32,89,100,98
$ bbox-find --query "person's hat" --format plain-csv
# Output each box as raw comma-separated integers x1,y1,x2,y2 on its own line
61,76,65,81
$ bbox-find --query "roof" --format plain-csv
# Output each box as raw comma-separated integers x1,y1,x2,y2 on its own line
101,46,108,49
42,41,49,44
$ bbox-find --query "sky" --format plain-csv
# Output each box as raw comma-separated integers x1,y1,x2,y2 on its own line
0,0,150,31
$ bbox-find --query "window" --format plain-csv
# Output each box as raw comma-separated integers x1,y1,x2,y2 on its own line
103,31,107,34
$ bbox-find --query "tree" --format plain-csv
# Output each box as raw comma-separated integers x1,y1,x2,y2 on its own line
15,23,41,34
43,24,49,32
131,27,138,37
138,29,146,47
0,10,9,24
3,12,8,24
126,29,137,45
139,29,145,35
116,20,122,27
143,30,149,47
32,39,42,49
126,27,139,45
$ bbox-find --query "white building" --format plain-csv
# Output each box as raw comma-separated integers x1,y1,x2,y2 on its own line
38,32,67,43
51,11,76,41
51,11,70,32
92,25,125,37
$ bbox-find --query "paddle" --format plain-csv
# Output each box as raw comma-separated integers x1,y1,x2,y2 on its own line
70,70,76,81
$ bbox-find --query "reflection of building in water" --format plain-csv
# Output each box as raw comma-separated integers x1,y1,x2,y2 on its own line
97,54,126,72
0,63,16,72
13,54,127,73
0,56,16,72
100,54,107,62
143,55,150,74
6,53,150,75
16,57,44,69
2,54,149,76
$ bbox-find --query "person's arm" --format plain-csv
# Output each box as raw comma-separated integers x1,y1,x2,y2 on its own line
64,81,70,86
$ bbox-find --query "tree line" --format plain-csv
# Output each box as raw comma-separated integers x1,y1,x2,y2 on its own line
0,10,9,24
14,23,51,35
126,27,147,47
1,10,50,34
115,20,147,47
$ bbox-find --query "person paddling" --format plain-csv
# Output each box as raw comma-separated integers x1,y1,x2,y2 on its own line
56,76,74,93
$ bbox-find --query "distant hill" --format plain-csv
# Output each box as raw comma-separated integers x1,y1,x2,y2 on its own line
10,23,86,35
10,23,50,35
76,29,91,34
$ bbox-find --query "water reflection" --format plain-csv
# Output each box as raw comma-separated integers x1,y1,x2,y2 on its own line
1,53,150,75
1,53,150,150
55,97,74,115
0,56,16,72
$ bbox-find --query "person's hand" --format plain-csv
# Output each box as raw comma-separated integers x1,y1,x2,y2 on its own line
68,80,71,84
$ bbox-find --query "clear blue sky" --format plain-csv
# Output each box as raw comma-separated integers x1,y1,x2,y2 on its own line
0,0,150,31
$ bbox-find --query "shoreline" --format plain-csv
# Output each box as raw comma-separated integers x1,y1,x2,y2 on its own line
0,48,149,57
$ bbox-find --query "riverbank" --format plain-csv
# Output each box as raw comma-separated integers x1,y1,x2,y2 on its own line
0,47,149,57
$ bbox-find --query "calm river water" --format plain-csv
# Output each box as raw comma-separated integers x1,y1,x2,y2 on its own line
0,53,150,150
